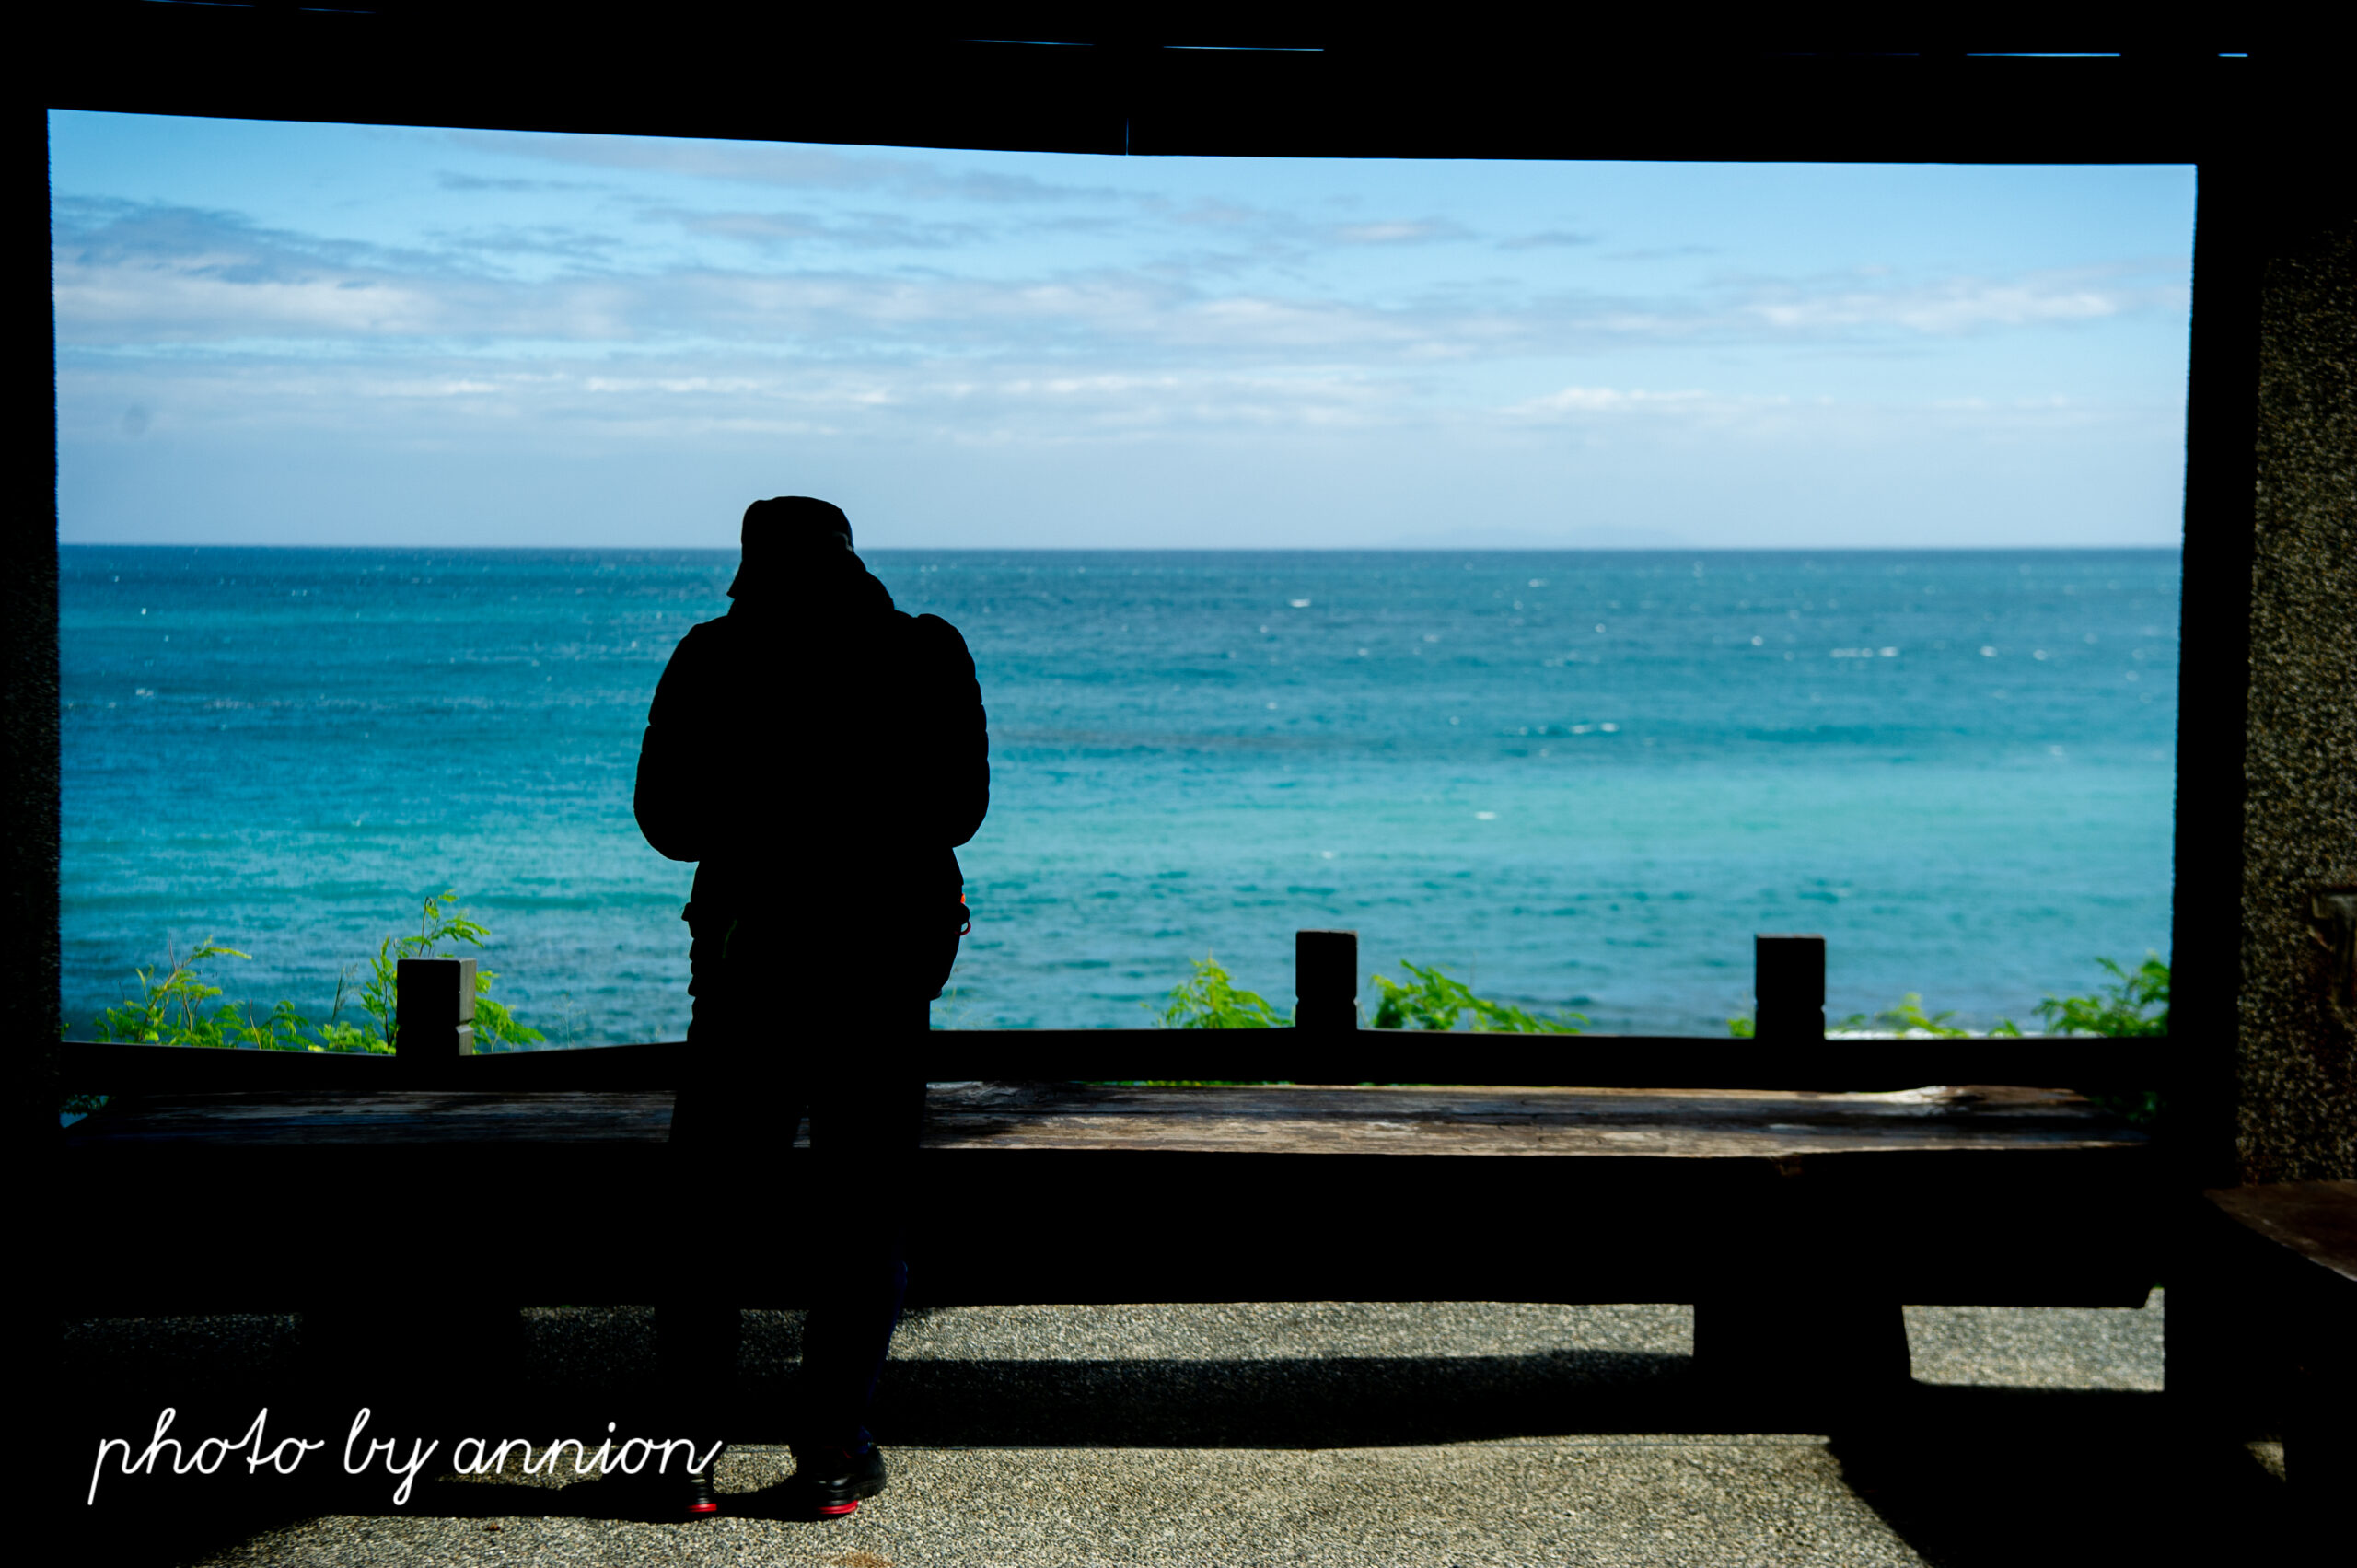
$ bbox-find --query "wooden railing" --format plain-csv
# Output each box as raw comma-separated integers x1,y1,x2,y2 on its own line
58,929,2161,1097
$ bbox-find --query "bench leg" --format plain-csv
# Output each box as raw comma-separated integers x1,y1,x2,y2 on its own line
2283,1327,2354,1504
1692,1295,1910,1421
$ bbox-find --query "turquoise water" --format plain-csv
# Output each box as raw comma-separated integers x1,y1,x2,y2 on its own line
60,547,2179,1040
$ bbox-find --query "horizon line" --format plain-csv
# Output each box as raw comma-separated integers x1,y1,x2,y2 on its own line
57,540,2189,552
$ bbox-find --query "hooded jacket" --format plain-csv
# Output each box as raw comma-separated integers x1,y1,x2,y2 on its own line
633,548,987,992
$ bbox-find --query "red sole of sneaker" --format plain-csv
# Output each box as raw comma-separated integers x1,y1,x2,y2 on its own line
819,1502,859,1517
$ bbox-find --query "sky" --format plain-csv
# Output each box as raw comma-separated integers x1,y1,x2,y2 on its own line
50,111,2200,550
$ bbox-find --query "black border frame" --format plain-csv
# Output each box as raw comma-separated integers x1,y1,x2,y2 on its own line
13,17,2283,1188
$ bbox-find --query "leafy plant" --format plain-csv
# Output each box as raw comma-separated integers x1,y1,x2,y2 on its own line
1152,954,1286,1028
1831,993,1975,1038
87,938,341,1051
1732,993,1988,1039
2038,953,2167,1124
89,938,257,1048
84,890,542,1057
1726,958,2174,1041
2037,954,2169,1037
360,890,544,1052
1723,958,2168,1124
1369,960,1584,1033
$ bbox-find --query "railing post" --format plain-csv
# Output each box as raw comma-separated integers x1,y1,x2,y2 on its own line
1295,929,1359,1033
395,957,476,1068
1707,930,1900,1421
1754,935,1825,1042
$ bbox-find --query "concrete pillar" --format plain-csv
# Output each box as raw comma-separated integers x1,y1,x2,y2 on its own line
2237,207,2357,1181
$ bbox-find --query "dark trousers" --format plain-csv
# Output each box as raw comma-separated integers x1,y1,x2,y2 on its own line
659,949,930,1456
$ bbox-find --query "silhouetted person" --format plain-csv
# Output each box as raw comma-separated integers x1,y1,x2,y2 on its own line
635,496,987,1518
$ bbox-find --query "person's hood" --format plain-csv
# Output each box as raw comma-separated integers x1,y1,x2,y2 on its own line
727,495,881,606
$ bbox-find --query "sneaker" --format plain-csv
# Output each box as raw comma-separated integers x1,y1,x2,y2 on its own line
608,1453,722,1522
679,1466,722,1520
787,1443,888,1517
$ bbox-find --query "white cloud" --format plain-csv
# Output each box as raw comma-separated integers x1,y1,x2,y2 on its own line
54,192,2193,389
651,206,987,250
1509,386,1717,415
1497,229,1599,250
1329,219,1467,245
1733,266,2185,337
49,184,2194,522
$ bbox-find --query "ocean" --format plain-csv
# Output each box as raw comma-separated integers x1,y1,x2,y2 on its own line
59,546,2180,1041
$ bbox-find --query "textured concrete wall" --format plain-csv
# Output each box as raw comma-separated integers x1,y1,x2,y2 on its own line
2237,210,2357,1181
10,106,60,1144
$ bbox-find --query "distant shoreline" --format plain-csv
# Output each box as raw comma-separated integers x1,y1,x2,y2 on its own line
57,541,2189,555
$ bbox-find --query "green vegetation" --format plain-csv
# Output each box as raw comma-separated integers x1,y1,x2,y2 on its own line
1369,961,1584,1033
1150,955,1286,1029
1735,992,1981,1040
1120,955,1287,1086
1721,954,2168,1124
86,890,543,1055
1731,999,1982,1038
354,891,544,1053
75,921,2167,1125
2032,954,2169,1038
1725,955,2170,1046
1150,955,1585,1034
1147,951,2162,1123
87,938,331,1053
2032,953,2168,1124
1835,993,1975,1038
1161,953,2167,1047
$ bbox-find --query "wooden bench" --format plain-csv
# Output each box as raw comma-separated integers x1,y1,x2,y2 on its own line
2179,1180,2355,1493
52,931,2163,1409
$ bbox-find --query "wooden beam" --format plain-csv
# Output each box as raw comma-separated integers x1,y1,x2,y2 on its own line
26,9,2283,165
52,1081,2162,1315
59,1033,2166,1093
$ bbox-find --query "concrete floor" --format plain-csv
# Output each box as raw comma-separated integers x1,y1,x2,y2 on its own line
59,1294,2303,1567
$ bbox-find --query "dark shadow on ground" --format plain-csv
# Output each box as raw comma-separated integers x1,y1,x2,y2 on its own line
1829,1386,2306,1565
867,1349,1697,1446
55,1315,2310,1567
58,1349,1700,1469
